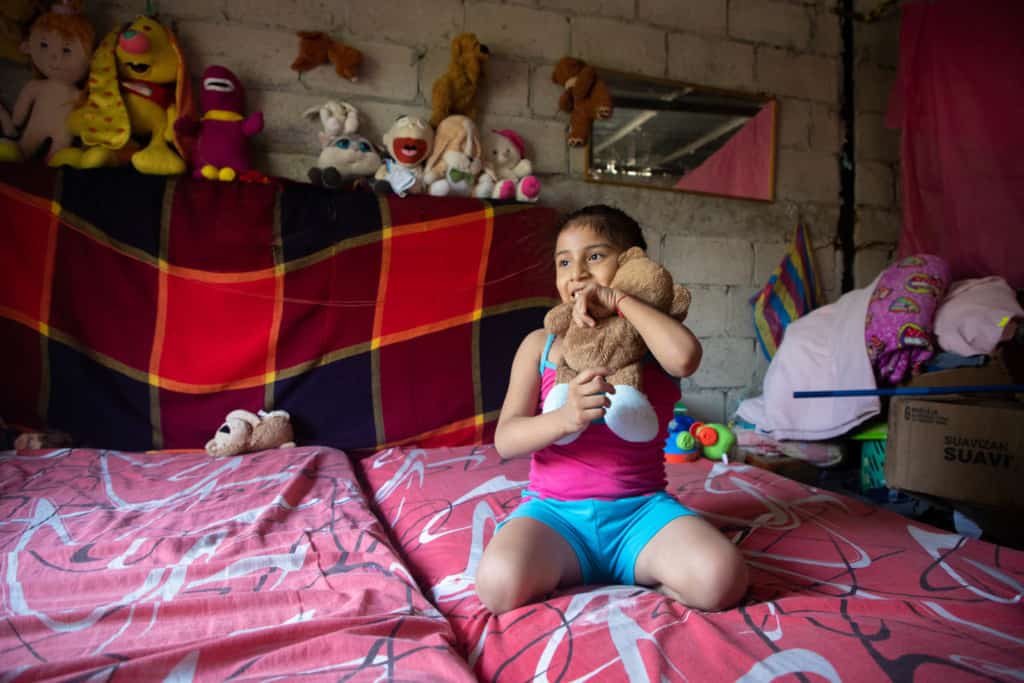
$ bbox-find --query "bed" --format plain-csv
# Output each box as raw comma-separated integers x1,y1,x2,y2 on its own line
2,168,1022,682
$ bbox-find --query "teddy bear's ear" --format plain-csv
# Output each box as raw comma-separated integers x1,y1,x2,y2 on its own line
670,284,692,321
225,409,261,427
618,246,646,264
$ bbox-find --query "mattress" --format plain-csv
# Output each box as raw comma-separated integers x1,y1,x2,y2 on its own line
0,447,475,682
359,445,1024,682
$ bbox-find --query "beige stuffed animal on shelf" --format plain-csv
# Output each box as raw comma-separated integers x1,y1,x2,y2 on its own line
422,114,482,197
542,247,691,444
205,409,296,457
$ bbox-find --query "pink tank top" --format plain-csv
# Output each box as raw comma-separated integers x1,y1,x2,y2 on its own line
529,334,678,501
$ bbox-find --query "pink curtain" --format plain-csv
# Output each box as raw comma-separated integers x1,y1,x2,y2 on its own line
674,101,775,200
889,0,1024,289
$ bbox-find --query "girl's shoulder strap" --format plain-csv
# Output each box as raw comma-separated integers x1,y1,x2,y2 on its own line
539,333,557,376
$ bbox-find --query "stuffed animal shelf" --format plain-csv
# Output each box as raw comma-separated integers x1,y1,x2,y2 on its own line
304,100,380,190
174,65,263,182
205,409,296,457
551,56,613,147
422,114,482,197
542,247,691,444
430,32,489,128
290,30,362,82
373,115,434,197
473,129,540,202
0,0,95,163
50,14,194,175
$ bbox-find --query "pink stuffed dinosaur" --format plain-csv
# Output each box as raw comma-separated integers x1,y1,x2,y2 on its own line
174,65,263,181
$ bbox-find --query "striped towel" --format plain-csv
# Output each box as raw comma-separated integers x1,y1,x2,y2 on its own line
752,223,823,359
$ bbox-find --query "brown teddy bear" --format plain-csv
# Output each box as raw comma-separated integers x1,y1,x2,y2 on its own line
430,33,489,128
551,56,614,147
205,409,296,457
542,247,690,443
290,31,362,81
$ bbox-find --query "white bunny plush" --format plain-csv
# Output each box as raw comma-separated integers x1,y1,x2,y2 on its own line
303,100,360,148
303,100,380,189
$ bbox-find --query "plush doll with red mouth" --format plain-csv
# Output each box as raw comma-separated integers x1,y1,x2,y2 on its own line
174,64,263,181
373,115,434,197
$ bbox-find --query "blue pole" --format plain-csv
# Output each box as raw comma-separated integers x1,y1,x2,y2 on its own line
794,384,1024,398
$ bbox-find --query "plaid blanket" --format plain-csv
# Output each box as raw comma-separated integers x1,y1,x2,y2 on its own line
0,166,558,452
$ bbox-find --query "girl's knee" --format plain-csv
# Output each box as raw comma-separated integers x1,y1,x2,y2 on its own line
697,546,749,611
475,552,542,615
662,544,748,612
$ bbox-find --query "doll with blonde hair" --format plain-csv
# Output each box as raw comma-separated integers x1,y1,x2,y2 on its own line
0,0,94,162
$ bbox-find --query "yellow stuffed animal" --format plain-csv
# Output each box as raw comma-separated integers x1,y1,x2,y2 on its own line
0,0,41,65
430,33,489,128
51,15,194,175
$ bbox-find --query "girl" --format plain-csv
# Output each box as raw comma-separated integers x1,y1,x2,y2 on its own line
475,204,748,615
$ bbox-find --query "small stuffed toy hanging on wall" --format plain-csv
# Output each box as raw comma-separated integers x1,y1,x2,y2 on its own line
430,33,489,128
290,31,362,82
174,65,263,182
551,56,613,147
0,0,95,163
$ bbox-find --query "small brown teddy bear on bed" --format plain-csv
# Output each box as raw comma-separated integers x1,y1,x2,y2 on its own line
430,32,490,127
551,56,614,146
542,247,690,443
205,409,296,457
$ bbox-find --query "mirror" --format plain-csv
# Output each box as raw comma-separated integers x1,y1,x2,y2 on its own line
585,69,777,202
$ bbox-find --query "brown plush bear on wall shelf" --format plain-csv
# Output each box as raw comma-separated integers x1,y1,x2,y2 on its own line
430,33,489,128
551,56,613,147
542,247,690,444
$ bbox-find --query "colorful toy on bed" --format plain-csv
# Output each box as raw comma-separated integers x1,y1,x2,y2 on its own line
50,14,194,175
173,65,262,182
422,114,482,197
543,247,691,443
304,100,380,190
0,0,94,163
473,129,540,202
205,409,296,457
663,402,736,463
373,114,434,197
430,33,489,128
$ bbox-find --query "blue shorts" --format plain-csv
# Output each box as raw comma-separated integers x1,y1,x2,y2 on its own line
500,490,697,585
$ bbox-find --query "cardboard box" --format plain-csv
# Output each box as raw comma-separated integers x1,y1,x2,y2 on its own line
886,397,1024,508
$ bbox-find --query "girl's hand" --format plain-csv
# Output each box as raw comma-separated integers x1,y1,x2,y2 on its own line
572,283,619,328
560,367,615,434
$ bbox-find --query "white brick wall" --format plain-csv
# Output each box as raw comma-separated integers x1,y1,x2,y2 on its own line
0,0,903,416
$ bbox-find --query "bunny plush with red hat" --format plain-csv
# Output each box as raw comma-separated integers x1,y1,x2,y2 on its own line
474,128,540,202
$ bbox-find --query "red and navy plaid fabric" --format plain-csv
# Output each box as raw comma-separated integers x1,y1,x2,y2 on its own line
0,166,558,452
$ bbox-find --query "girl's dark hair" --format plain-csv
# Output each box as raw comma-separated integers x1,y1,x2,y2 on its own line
557,204,647,252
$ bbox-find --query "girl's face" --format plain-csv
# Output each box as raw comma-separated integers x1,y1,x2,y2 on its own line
554,222,621,303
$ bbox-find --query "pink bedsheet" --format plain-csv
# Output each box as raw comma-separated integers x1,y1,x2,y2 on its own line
0,447,474,682
360,445,1024,682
